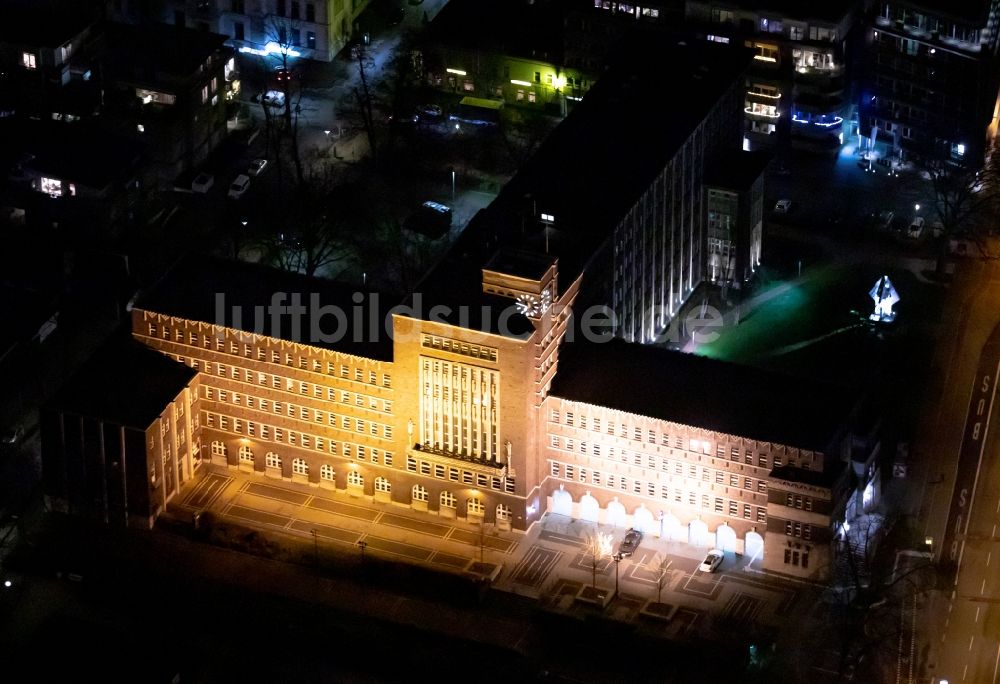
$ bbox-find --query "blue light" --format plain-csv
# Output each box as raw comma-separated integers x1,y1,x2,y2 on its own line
238,42,302,58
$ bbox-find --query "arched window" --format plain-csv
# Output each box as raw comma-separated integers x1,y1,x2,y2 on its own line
320,464,335,481
348,470,363,487
266,452,282,468
440,490,456,508
374,477,391,493
292,458,308,475
496,504,511,521
238,445,254,463
467,497,484,515
412,484,428,502
211,441,227,457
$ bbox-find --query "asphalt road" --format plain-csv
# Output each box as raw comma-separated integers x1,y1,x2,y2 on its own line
924,257,1000,683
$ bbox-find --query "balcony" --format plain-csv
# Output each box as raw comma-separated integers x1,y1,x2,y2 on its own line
412,442,504,471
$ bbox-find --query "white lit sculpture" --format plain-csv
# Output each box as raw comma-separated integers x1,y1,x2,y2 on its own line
869,275,899,323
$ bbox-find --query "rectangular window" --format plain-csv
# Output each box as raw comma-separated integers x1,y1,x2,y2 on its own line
306,3,315,22
22,52,37,69
551,462,560,477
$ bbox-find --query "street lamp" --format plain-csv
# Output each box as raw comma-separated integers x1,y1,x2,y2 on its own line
451,168,456,201
612,552,624,596
915,203,921,212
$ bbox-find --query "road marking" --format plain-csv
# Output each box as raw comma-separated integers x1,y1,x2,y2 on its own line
993,642,1000,682
971,636,976,651
989,551,993,567
977,605,982,622
995,497,999,513
965,663,969,680
984,578,988,595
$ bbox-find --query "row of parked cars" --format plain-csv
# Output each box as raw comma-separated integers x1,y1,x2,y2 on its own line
874,210,937,239
191,158,268,199
613,527,726,573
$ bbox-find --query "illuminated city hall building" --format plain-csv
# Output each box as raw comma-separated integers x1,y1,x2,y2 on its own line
43,40,865,580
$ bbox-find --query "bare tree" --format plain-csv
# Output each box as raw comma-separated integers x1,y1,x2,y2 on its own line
584,531,613,591
915,139,1000,276
257,158,360,278
816,514,938,682
351,41,379,166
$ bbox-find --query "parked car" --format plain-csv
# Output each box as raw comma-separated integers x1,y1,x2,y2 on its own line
416,104,443,119
228,174,251,199
908,216,925,239
699,549,724,573
404,200,452,238
248,159,268,177
253,90,286,108
773,199,792,214
191,172,214,193
618,528,643,557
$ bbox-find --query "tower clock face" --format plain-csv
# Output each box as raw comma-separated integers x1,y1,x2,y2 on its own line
515,287,552,317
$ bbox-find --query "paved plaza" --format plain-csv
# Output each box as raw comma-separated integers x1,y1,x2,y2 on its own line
174,464,814,645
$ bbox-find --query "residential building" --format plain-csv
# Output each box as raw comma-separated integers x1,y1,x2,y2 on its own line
421,0,591,112
96,22,235,178
42,335,200,528
0,0,103,121
112,0,372,62
862,0,1000,163
4,120,143,232
563,0,684,74
685,0,863,152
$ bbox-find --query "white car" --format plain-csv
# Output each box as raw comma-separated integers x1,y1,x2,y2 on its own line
254,90,286,108
248,159,268,177
228,174,251,199
698,549,724,573
774,199,792,214
908,216,925,239
191,172,214,193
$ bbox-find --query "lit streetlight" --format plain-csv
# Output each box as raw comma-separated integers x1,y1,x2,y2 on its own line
451,168,456,201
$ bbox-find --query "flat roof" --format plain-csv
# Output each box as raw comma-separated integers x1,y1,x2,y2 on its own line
409,38,751,330
9,119,141,188
48,333,196,429
0,0,102,47
549,338,859,451
135,255,398,361
425,0,567,63
705,150,771,191
484,250,556,282
769,464,843,488
101,22,231,85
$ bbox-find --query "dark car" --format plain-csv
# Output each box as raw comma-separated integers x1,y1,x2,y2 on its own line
404,201,452,239
618,528,643,557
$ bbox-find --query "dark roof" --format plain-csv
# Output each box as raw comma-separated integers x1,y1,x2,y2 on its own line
484,250,556,281
549,338,859,451
135,256,398,361
0,285,58,361
101,22,231,85
705,150,771,191
410,38,751,328
11,119,141,188
768,465,842,488
0,0,102,47
49,333,196,428
425,0,567,62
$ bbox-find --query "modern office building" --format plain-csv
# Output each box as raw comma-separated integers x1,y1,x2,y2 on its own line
705,150,768,287
43,40,869,580
861,0,1000,163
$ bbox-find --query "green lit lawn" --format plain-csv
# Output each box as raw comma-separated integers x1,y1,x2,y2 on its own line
693,258,945,413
